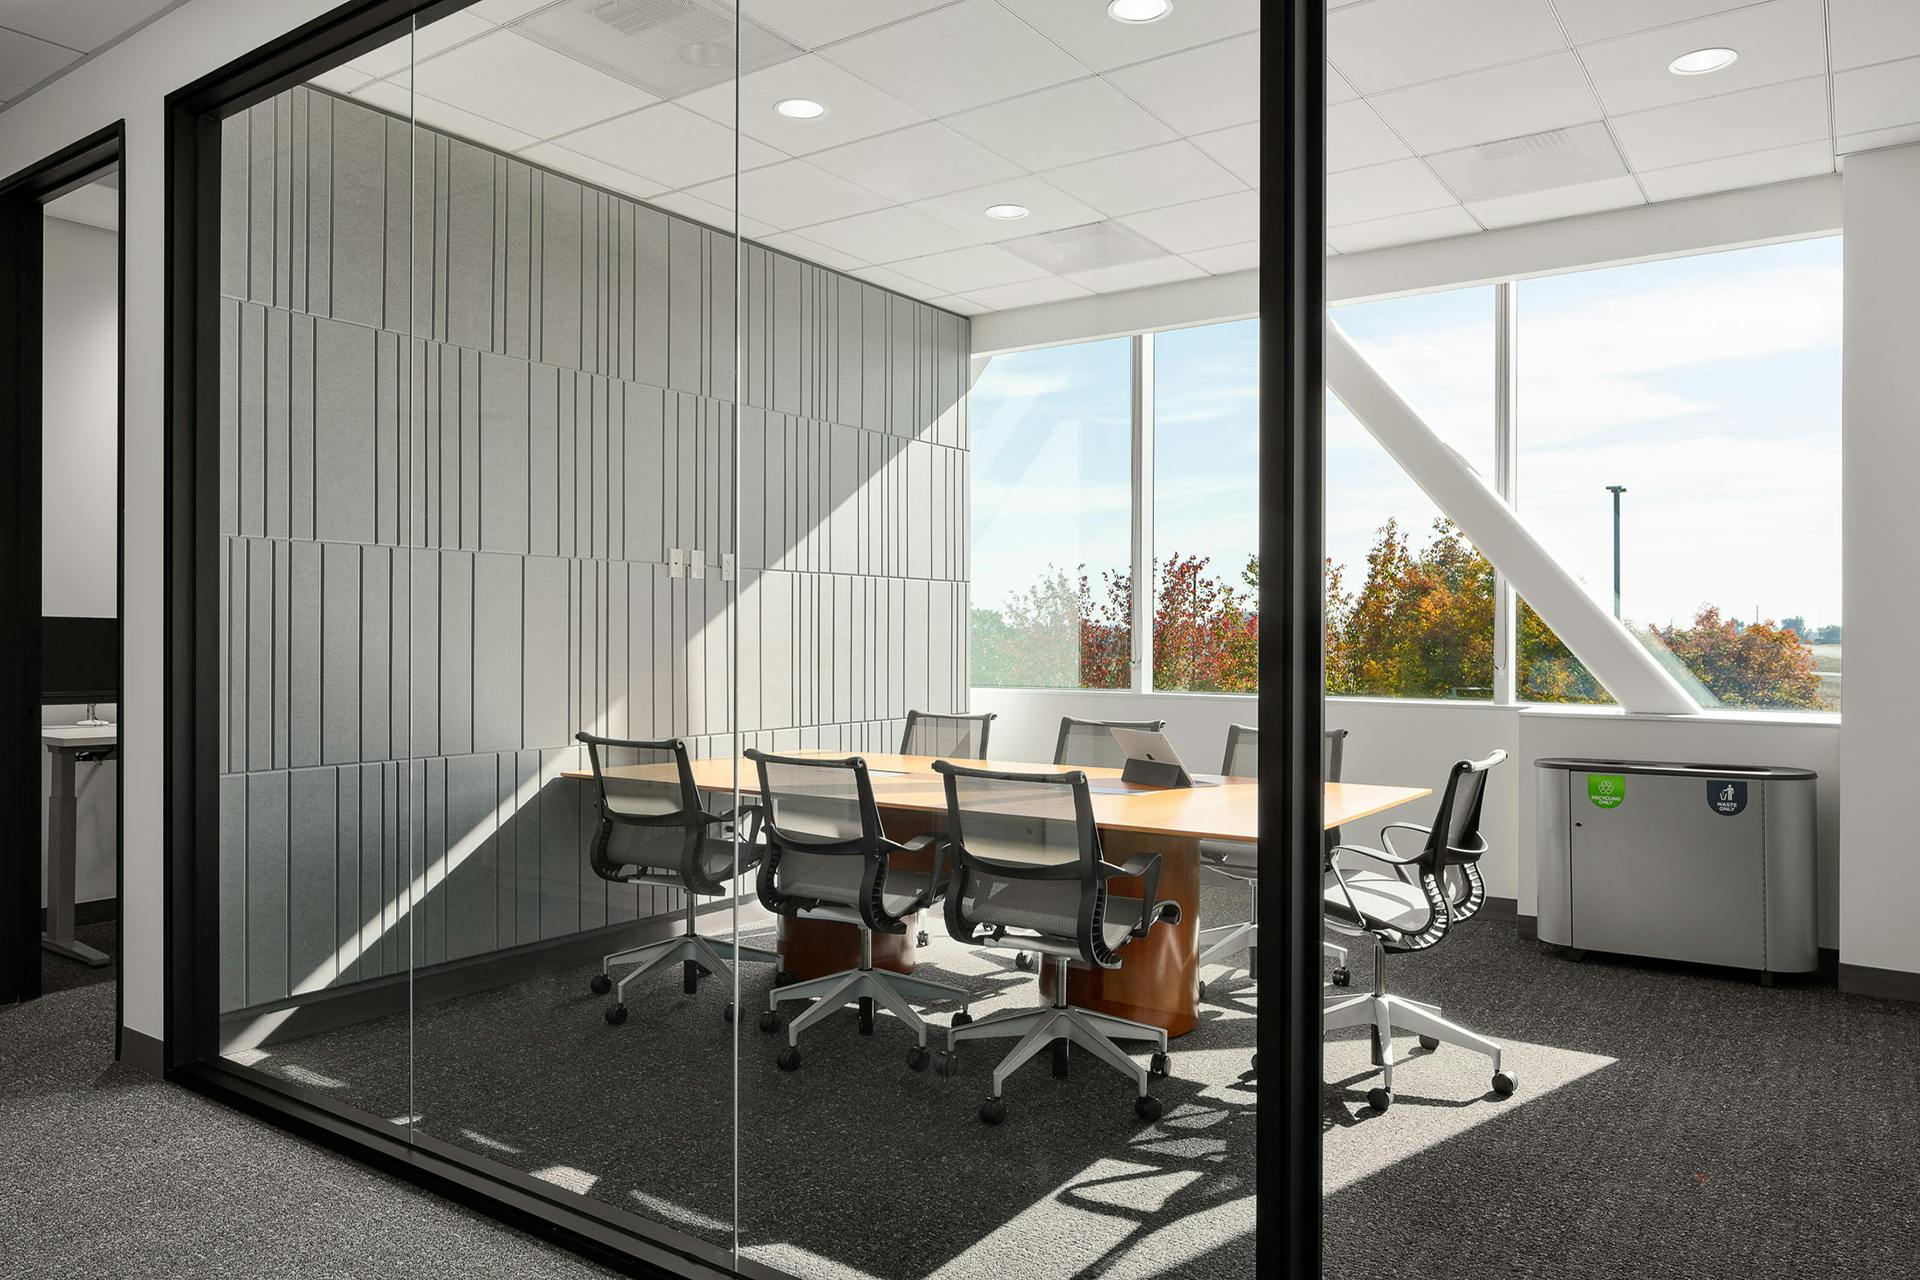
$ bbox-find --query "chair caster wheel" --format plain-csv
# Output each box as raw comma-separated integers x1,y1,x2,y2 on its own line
1249,1052,1258,1073
1331,967,1352,988
1492,1069,1518,1097
979,1097,1006,1125
683,961,701,995
773,969,795,988
759,1010,781,1033
1367,1086,1392,1112
1052,1040,1069,1078
604,1004,628,1026
777,1046,801,1072
1149,1052,1170,1080
723,1002,736,1024
858,996,876,1035
1014,952,1034,972
951,1010,973,1028
1196,980,1207,1002
917,929,930,948
1135,1095,1163,1122
907,1046,931,1072
938,1053,960,1077
589,973,612,996
1418,1034,1440,1052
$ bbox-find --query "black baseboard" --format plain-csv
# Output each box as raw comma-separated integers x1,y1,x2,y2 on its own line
1838,961,1920,1003
218,895,772,1053
1516,912,1538,942
39,895,117,929
121,1025,165,1076
1479,894,1516,922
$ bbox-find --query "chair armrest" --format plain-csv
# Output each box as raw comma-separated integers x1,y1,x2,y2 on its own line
1101,853,1165,937
881,833,949,907
1378,822,1432,861
1330,841,1422,868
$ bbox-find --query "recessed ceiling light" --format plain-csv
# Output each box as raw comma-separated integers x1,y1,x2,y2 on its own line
985,203,1030,220
1668,47,1738,76
775,97,826,119
1107,0,1172,24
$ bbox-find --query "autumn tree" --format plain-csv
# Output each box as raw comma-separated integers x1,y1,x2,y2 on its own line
1655,606,1823,709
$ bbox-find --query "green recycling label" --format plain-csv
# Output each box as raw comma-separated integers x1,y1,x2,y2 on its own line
1587,773,1626,809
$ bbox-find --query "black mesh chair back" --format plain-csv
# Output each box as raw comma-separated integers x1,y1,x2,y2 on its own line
745,750,910,933
1323,728,1348,852
1053,716,1168,768
900,709,997,759
576,734,728,894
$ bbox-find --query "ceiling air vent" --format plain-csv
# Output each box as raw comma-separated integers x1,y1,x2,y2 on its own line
1424,121,1628,203
515,0,803,100
999,221,1166,275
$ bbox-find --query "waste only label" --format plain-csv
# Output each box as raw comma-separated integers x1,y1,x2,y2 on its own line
1708,780,1748,816
1587,774,1626,809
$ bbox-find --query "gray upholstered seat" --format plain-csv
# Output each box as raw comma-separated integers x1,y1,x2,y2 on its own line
1323,866,1429,933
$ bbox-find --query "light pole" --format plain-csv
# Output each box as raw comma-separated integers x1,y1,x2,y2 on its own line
1606,485,1626,619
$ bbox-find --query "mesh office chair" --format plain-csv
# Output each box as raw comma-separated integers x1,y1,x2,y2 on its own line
746,750,969,1073
1323,749,1517,1112
1196,727,1353,1002
577,733,782,1026
935,762,1180,1124
900,709,997,758
1053,716,1168,768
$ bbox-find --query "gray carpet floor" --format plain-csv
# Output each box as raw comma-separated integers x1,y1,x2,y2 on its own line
9,872,1920,1279
37,919,116,994
0,981,621,1280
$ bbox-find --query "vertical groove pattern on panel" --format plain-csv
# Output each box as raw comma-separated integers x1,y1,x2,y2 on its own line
215,87,971,1013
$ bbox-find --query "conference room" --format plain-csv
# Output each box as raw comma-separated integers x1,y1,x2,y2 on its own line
70,0,1893,1276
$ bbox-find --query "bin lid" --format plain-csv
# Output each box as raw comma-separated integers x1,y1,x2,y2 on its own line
1532,757,1816,781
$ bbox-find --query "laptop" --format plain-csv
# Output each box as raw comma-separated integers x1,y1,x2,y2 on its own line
1102,728,1220,789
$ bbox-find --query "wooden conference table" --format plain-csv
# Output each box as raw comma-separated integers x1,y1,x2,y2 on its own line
569,751,1429,1038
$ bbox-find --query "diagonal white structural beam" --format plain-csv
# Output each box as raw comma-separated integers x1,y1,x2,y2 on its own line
1326,322,1699,716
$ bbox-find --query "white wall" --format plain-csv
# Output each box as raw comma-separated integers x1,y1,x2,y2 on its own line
0,0,348,1042
1839,143,1920,982
42,216,118,618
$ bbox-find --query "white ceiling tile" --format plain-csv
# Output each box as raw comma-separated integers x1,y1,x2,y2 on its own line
819,0,1087,117
1834,56,1920,138
1330,0,1566,94
309,66,374,95
688,159,890,229
555,103,783,190
851,264,940,296
758,231,870,273
1325,205,1480,253
1327,100,1412,173
1423,120,1627,200
349,11,492,79
516,141,666,200
1609,75,1829,170
352,80,544,156
1184,241,1259,275
1369,52,1602,155
743,0,954,51
1636,139,1833,200
1463,174,1644,228
1576,0,1828,117
946,76,1178,172
1063,255,1205,293
1327,158,1458,224
1118,191,1260,254
996,0,1262,73
1191,122,1259,185
645,191,777,240
0,27,78,98
1043,140,1245,217
411,30,658,139
0,0,172,51
1328,66,1359,104
808,122,1023,203
675,54,925,156
932,293,990,316
1550,0,1755,45
466,0,559,24
889,244,1050,294
1829,0,1920,71
1837,122,1920,155
909,175,1109,243
962,276,1094,311
1105,32,1260,135
797,206,973,263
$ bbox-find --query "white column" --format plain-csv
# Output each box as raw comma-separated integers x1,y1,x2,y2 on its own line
1840,144,1920,988
1326,322,1698,717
